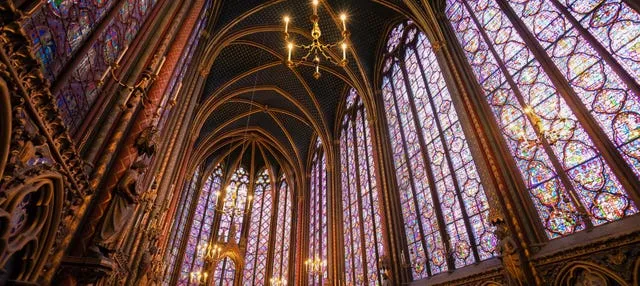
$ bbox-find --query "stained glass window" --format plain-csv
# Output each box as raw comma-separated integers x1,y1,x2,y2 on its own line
445,0,639,238
381,21,497,279
217,166,250,243
177,165,223,285
243,169,273,285
272,174,293,284
23,0,160,133
164,169,201,285
213,257,236,286
309,138,328,285
340,88,385,285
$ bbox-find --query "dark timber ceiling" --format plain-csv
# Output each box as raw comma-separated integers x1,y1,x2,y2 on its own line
194,0,406,172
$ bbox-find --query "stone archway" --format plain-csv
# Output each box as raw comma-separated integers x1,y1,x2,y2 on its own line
0,170,64,284
555,261,629,286
0,78,10,181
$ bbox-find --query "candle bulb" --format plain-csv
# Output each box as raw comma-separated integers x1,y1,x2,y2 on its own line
115,45,129,66
340,14,347,31
287,42,293,62
284,16,290,34
342,42,347,61
99,66,112,83
312,0,318,15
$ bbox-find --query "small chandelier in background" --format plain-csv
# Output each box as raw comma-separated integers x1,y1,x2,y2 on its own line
283,0,350,79
270,276,288,286
214,185,253,217
305,256,327,277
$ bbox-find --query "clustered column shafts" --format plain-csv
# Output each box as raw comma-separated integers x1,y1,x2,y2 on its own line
73,0,187,256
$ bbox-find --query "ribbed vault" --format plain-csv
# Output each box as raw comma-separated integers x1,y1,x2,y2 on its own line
191,0,409,175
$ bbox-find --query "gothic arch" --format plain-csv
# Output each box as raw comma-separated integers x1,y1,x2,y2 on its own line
555,261,628,286
0,170,64,283
0,78,9,181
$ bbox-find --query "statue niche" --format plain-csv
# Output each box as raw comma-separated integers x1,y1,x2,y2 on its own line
90,161,146,258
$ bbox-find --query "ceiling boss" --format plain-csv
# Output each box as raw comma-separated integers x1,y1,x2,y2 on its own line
283,0,350,79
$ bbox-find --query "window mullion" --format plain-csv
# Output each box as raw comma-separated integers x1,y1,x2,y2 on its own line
351,118,371,284
265,170,279,282
342,128,358,285
461,0,594,229
387,70,435,277
397,60,456,270
410,46,481,263
496,0,640,206
550,0,640,96
188,178,215,277
278,181,287,277
359,106,383,284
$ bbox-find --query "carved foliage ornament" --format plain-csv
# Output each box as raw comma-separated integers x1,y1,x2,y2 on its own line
0,1,90,283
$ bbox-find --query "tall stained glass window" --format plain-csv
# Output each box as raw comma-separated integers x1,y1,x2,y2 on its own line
381,21,497,279
445,0,639,238
218,166,250,243
164,168,201,285
340,88,385,285
213,257,236,286
243,169,273,285
177,165,223,285
272,174,293,283
23,0,161,132
309,138,328,285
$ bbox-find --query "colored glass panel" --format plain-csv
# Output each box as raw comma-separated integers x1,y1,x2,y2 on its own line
340,89,385,285
381,21,497,279
218,167,250,243
309,139,328,286
445,0,638,238
243,169,272,285
24,0,159,133
272,175,293,283
213,257,236,286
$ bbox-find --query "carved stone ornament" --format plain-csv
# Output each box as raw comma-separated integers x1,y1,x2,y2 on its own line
534,231,640,285
0,1,91,283
135,126,159,158
0,167,64,284
493,218,525,286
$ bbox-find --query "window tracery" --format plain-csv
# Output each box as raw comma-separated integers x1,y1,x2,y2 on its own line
243,169,272,285
213,257,236,286
309,138,328,285
445,0,639,238
176,165,223,285
164,168,201,285
381,21,496,279
218,166,250,243
272,174,293,283
23,0,160,132
340,88,385,285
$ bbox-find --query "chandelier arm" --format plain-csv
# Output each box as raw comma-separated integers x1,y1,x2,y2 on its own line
318,49,340,65
299,48,314,62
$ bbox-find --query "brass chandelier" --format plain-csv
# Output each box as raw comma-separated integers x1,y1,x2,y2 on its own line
283,0,349,79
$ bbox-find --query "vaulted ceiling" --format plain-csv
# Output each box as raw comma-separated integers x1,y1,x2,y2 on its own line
191,0,411,176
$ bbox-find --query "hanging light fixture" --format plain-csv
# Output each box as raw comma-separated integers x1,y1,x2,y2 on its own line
213,186,253,217
304,256,327,277
283,0,350,79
